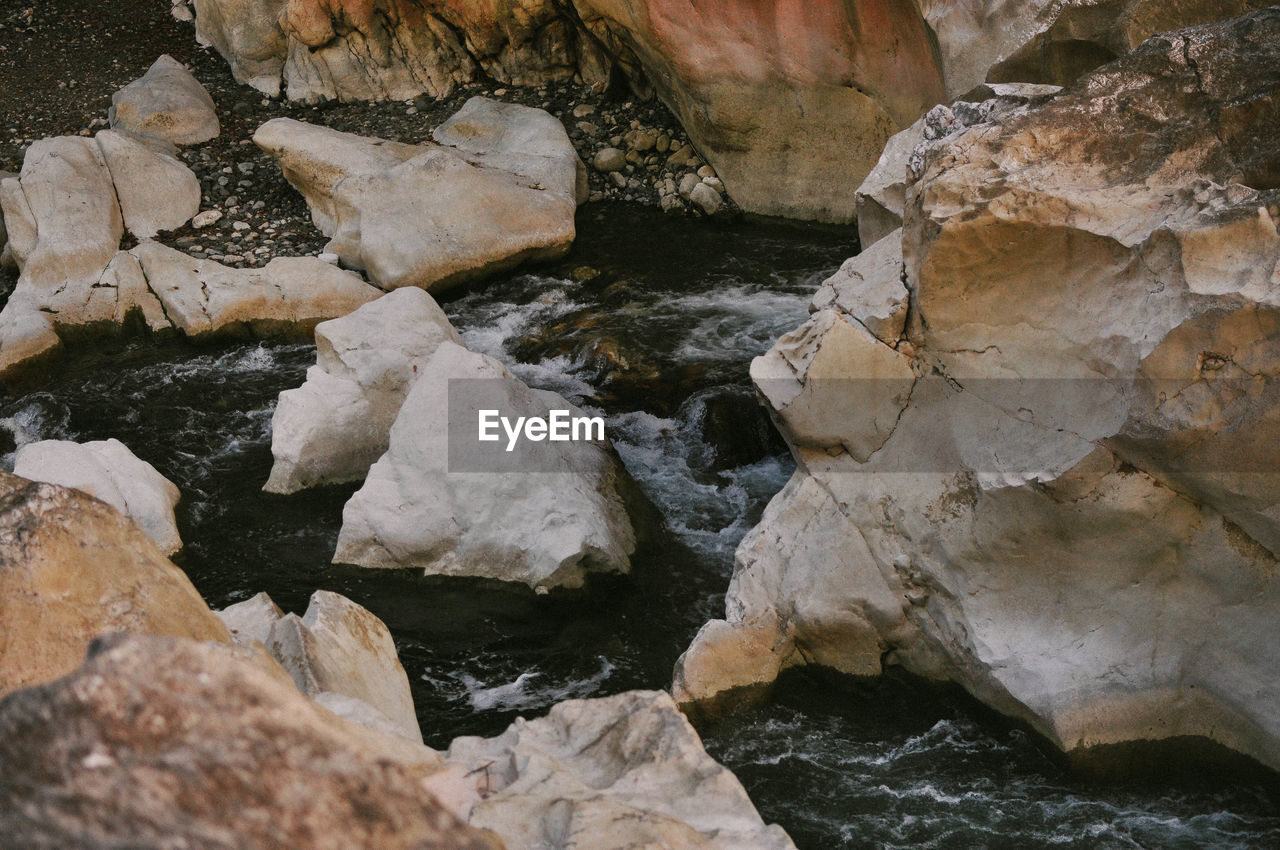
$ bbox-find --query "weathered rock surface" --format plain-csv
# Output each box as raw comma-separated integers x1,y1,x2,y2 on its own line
809,230,909,346
676,9,1280,774
109,54,220,145
266,287,462,494
0,473,229,699
219,589,424,743
445,690,794,849
255,104,579,292
96,129,202,239
334,341,637,591
0,634,501,850
13,438,183,556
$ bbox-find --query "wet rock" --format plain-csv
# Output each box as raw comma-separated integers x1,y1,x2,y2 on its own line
13,438,183,556
266,287,462,494
0,473,229,699
109,54,219,146
675,9,1280,774
0,634,499,850
334,341,637,591
95,129,200,238
445,690,794,850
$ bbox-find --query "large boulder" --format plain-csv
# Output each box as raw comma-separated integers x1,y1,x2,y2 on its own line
109,54,220,145
96,128,202,239
265,288,463,494
334,341,637,591
0,634,501,850
219,589,424,743
675,9,1280,774
13,438,183,556
445,690,794,850
0,473,229,699
254,105,580,292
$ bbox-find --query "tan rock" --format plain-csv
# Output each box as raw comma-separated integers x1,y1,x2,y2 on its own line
109,54,220,146
96,129,201,238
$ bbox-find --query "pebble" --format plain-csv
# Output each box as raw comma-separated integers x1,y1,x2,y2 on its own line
232,221,250,231
678,173,701,198
593,147,626,173
191,209,223,229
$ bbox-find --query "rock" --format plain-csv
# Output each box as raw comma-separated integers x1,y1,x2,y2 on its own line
0,634,501,850
221,590,424,744
677,172,700,198
193,0,289,96
131,241,381,339
688,182,721,216
255,114,578,293
0,473,229,699
191,208,222,228
675,9,1280,774
13,438,183,556
809,230,908,344
334,341,637,591
592,146,626,173
445,690,794,850
265,288,463,494
95,129,201,238
109,55,219,146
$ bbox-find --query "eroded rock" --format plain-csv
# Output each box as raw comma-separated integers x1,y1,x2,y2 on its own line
109,54,220,145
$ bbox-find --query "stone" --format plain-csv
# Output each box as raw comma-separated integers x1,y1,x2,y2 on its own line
255,115,578,293
109,55,219,146
445,690,795,850
191,208,222,228
265,288,463,494
674,9,1280,774
0,473,229,699
0,634,500,850
688,182,721,216
809,230,908,344
95,129,201,238
593,146,626,173
677,172,700,198
334,341,638,591
13,438,183,556
132,241,381,339
216,590,284,646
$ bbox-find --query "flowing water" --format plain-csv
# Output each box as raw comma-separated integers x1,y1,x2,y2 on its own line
2,204,1277,848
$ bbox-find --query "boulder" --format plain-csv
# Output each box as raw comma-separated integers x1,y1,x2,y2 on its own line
0,473,229,699
193,0,288,96
255,109,578,293
0,634,500,850
445,690,794,849
334,341,637,591
13,438,183,556
809,230,908,345
96,129,201,238
109,54,219,145
220,590,423,743
265,287,463,494
675,9,1280,774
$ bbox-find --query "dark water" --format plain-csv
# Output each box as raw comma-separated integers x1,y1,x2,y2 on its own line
3,205,1277,848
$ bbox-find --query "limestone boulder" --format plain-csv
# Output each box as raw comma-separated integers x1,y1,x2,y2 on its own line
266,287,463,494
808,232,909,346
334,341,637,591
13,438,183,556
96,129,201,238
445,690,794,850
109,54,219,145
0,634,499,850
676,8,1280,773
0,473,229,699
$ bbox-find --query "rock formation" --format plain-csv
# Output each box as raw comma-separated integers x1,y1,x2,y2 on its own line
445,690,795,849
13,438,184,556
0,474,229,699
109,54,220,145
675,9,1280,773
254,98,582,292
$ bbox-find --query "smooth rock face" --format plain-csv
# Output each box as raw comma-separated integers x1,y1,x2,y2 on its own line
13,438,183,556
255,108,579,292
109,54,220,145
0,473,229,699
95,129,201,239
266,288,463,494
445,690,795,850
0,634,500,850
334,341,637,590
676,9,1280,773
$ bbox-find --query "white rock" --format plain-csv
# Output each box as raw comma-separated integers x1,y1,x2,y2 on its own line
191,209,223,229
265,288,462,494
446,690,795,850
96,130,201,238
334,341,636,590
110,55,220,146
13,438,183,556
216,591,283,646
688,181,722,215
809,229,908,344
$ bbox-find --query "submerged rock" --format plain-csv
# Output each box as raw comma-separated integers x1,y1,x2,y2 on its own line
676,9,1280,773
0,473,229,699
445,690,794,849
265,288,462,494
0,634,498,850
13,438,183,556
254,102,580,293
109,54,219,145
